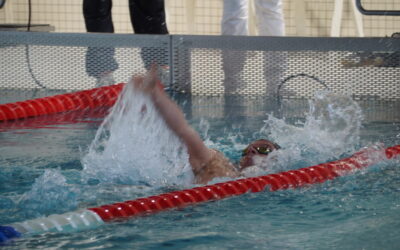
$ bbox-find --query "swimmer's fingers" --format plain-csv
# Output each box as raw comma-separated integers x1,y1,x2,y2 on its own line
130,65,164,94
130,74,145,91
143,64,159,92
149,64,166,91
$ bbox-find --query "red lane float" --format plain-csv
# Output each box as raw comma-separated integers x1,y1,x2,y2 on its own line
0,83,124,121
88,144,400,222
0,107,110,131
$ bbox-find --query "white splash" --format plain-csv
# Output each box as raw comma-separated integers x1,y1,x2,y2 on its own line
81,82,192,187
18,169,77,217
258,90,364,172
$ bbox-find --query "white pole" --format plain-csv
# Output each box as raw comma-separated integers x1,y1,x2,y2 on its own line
295,0,307,36
249,0,257,36
330,0,344,37
186,0,196,34
350,0,365,37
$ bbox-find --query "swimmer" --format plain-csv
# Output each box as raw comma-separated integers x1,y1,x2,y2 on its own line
132,65,280,184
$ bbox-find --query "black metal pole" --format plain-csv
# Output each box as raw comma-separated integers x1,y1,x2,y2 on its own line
0,0,6,9
355,0,400,16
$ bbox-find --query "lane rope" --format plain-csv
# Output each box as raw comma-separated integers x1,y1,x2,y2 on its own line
0,83,124,121
2,144,399,242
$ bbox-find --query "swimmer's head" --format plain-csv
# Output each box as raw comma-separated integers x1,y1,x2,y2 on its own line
238,139,281,170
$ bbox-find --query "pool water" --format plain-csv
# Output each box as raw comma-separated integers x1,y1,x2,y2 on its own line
0,89,400,249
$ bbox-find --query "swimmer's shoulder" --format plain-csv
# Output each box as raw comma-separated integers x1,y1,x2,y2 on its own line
194,148,239,184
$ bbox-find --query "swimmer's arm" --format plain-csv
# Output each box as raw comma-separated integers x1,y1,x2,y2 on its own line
150,86,213,173
133,65,212,176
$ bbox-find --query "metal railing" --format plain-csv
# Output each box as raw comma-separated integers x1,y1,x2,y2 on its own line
356,0,400,16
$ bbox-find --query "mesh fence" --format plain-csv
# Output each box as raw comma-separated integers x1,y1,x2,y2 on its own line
1,31,399,101
0,32,169,91
172,35,400,100
0,31,399,124
188,95,400,123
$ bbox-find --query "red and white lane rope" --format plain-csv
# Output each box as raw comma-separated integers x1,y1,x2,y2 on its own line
2,145,399,241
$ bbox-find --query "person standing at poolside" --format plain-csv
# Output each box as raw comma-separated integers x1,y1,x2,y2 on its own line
132,65,281,184
221,0,286,95
83,0,169,86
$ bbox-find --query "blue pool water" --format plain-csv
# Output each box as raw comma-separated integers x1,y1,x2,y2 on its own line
0,89,399,249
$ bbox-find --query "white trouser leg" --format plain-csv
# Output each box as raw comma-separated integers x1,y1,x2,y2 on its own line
254,0,285,36
221,0,249,94
221,0,249,36
254,0,286,95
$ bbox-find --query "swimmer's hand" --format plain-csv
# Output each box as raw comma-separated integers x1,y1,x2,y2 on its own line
131,64,164,94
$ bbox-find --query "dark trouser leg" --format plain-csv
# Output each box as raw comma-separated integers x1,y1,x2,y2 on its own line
85,47,118,79
222,50,247,94
83,0,114,32
129,0,168,34
83,0,118,80
129,0,169,69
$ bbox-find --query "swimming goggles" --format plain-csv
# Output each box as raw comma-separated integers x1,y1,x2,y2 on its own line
241,146,273,156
